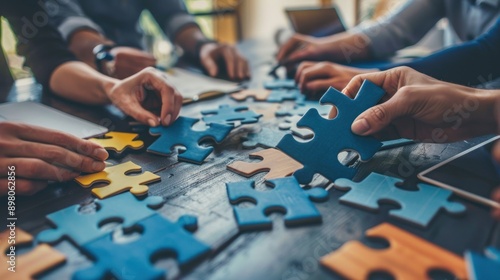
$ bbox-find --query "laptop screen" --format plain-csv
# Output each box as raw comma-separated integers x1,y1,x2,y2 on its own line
286,7,347,37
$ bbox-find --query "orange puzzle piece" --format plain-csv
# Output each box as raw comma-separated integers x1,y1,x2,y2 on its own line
227,148,303,180
231,89,270,101
320,223,467,280
0,228,65,280
89,131,144,154
75,161,161,199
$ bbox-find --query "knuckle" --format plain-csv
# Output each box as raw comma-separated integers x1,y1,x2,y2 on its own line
371,106,388,122
43,147,64,162
25,160,43,178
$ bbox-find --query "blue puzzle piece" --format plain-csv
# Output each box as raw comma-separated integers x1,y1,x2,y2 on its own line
73,214,210,280
37,192,163,245
242,127,290,149
267,89,304,103
226,177,329,230
465,247,500,280
334,173,466,227
277,80,384,184
201,105,262,126
380,138,414,150
148,116,233,164
264,79,296,90
275,101,331,117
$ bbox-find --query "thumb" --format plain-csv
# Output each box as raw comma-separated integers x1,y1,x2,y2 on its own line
201,55,218,77
351,101,400,136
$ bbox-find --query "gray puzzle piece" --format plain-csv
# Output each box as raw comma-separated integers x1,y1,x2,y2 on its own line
275,101,331,117
242,127,291,149
279,115,314,139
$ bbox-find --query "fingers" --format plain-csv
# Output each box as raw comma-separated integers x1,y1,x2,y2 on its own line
0,178,47,196
276,34,308,62
295,61,315,83
201,54,219,77
351,95,406,136
297,64,333,91
0,158,81,182
303,80,336,94
221,47,237,80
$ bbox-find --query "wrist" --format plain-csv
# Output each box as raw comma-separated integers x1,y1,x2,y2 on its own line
93,43,116,73
100,76,118,103
193,39,217,61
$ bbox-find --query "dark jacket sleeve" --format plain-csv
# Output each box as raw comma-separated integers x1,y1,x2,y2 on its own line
3,0,75,88
381,18,500,86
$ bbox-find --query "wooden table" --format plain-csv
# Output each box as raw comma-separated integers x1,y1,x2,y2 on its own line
1,39,499,280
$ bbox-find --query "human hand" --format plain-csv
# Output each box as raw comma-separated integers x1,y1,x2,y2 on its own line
339,67,498,142
199,43,250,81
108,47,157,79
295,61,376,95
0,122,108,196
106,67,183,127
276,34,325,65
491,141,500,219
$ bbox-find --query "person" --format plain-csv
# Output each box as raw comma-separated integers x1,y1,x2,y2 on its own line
0,0,183,195
339,66,500,219
48,0,250,80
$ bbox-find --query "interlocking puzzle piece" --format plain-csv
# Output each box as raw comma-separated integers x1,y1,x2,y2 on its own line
263,79,296,89
227,148,303,180
226,177,328,230
1,228,66,280
381,138,414,150
73,214,210,280
201,105,262,126
277,81,384,184
242,127,290,149
148,116,232,164
320,223,467,280
334,173,465,227
279,115,314,139
231,89,304,103
37,192,163,245
275,100,331,117
89,131,144,154
75,161,161,199
231,89,270,101
465,247,500,280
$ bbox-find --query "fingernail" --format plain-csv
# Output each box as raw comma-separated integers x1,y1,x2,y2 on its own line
95,148,109,160
148,119,157,127
164,114,171,125
352,119,371,135
92,161,106,171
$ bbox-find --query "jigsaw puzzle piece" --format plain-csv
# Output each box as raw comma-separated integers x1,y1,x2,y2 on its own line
263,79,296,89
89,132,144,154
75,161,161,199
320,223,467,280
242,127,290,149
381,138,414,150
73,214,210,280
227,148,303,180
1,228,66,280
334,173,465,227
267,89,303,102
231,89,270,101
278,115,314,139
465,247,500,280
275,101,331,117
226,177,328,230
148,116,232,164
201,105,262,126
37,192,163,245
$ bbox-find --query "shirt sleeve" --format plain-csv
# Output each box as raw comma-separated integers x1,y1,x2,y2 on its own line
353,0,445,59
144,0,199,41
5,1,75,88
380,18,500,86
47,0,103,41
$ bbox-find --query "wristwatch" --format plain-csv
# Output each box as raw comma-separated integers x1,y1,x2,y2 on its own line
92,44,115,73
194,39,217,61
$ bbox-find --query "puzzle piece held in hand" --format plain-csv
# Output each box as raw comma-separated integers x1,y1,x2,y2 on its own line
279,115,314,139
73,214,210,280
334,173,465,227
75,161,161,199
226,177,328,230
0,228,66,280
37,192,163,245
227,148,303,180
275,101,331,117
89,132,143,154
277,81,384,184
465,247,500,280
148,116,232,164
242,127,290,149
263,79,296,89
201,105,262,126
320,223,467,280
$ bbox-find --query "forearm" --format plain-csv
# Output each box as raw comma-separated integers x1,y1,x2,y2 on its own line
319,32,372,62
68,29,114,69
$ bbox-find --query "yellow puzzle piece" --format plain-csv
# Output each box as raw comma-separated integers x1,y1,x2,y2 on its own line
89,132,144,154
75,161,161,199
0,228,66,280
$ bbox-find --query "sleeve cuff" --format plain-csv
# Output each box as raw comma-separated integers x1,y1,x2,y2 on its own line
58,16,104,41
165,13,199,40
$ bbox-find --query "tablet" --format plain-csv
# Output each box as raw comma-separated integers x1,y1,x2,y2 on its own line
418,136,500,208
0,101,108,138
285,6,347,37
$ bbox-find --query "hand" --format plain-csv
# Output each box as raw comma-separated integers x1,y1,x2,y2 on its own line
108,47,157,79
0,122,108,196
199,43,250,81
295,61,376,95
491,142,500,219
105,67,183,127
339,67,498,142
276,34,325,64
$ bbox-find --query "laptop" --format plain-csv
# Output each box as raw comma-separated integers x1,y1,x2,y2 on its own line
285,6,347,37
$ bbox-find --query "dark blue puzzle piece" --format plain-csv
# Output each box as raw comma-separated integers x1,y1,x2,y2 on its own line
277,81,384,184
37,192,164,245
242,127,290,149
275,101,331,117
226,177,328,230
73,214,210,280
267,89,303,103
148,116,232,164
264,79,296,90
334,173,466,227
201,105,262,126
465,247,500,280
380,138,414,150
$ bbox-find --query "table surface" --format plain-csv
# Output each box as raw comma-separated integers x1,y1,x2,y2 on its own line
1,39,499,280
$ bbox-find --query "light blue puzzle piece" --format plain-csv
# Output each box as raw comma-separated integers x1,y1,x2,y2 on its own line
465,247,500,280
334,173,466,227
267,89,303,103
275,101,331,117
264,79,296,90
242,127,290,149
201,105,262,126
